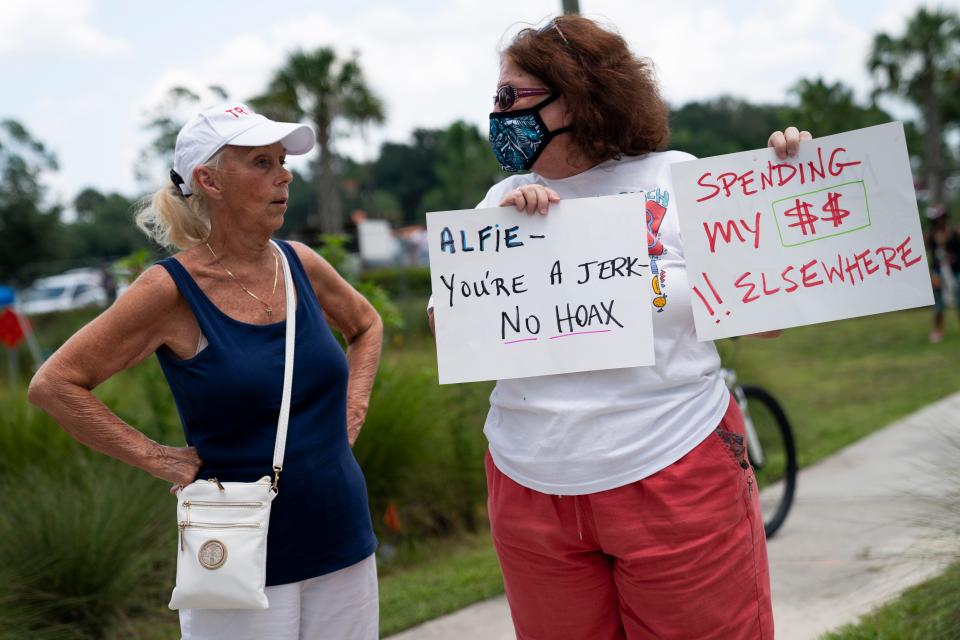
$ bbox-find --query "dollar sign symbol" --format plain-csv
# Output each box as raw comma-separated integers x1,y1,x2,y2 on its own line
784,198,818,236
820,192,850,228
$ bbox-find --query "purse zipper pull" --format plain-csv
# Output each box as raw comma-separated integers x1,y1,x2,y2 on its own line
178,521,187,552
207,478,225,491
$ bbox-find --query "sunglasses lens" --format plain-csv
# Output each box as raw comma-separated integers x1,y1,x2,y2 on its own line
496,86,514,111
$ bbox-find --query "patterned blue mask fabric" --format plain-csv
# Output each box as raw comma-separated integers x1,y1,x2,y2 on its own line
489,93,572,172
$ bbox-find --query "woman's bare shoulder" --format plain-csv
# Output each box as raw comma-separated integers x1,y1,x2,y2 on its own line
121,263,183,312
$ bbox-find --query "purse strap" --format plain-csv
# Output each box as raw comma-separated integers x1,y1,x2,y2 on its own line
269,239,295,492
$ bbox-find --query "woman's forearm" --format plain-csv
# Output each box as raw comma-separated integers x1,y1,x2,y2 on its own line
344,315,383,446
27,369,165,475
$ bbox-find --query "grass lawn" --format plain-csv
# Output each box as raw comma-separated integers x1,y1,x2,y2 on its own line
821,562,960,639
378,532,504,637
720,307,960,470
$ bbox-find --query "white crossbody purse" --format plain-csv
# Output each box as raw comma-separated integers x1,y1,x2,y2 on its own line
168,240,295,610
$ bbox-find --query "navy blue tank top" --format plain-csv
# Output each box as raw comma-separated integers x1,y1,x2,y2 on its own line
156,240,376,586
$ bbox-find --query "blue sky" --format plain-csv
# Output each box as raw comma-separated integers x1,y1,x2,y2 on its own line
2,0,957,209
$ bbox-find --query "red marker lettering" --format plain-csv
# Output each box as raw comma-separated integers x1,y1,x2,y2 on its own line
821,255,845,284
696,172,721,203
734,272,759,303
781,265,799,292
703,219,746,253
761,272,780,296
860,249,878,276
718,172,739,198
800,259,823,288
897,236,922,268
844,252,865,284
828,147,862,175
876,246,900,276
775,162,797,186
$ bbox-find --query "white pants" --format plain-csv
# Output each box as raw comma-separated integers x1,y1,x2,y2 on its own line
179,554,378,639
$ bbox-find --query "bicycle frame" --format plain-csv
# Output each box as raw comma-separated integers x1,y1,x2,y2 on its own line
721,368,766,468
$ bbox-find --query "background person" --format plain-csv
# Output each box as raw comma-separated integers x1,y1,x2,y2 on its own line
925,204,960,343
430,15,809,639
28,103,382,640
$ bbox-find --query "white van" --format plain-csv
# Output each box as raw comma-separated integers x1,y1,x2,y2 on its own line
19,268,109,315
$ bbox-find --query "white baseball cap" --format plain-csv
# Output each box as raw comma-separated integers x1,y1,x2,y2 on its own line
171,102,315,196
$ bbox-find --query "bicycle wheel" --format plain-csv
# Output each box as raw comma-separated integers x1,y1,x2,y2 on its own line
740,384,798,538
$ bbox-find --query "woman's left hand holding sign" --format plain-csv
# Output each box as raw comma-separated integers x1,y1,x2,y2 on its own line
499,184,560,215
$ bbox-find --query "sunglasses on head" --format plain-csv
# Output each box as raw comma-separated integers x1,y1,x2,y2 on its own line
493,85,552,111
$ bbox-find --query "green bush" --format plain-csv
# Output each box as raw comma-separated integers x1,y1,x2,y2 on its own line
354,355,491,539
362,266,432,298
0,447,173,639
0,378,178,639
0,386,77,474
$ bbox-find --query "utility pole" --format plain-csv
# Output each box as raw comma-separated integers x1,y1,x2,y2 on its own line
562,0,580,14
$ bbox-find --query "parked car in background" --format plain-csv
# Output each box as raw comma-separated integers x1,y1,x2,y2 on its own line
18,268,109,315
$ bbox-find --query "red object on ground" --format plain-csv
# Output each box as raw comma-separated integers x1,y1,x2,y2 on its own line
0,308,26,348
383,502,402,534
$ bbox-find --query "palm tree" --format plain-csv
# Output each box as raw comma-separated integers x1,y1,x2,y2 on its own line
868,8,960,205
251,48,384,235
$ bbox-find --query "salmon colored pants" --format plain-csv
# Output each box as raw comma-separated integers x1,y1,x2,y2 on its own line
486,394,773,640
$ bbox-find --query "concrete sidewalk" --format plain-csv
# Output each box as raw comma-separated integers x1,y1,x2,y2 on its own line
390,391,960,640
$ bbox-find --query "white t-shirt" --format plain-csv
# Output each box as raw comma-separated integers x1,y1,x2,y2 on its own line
475,151,729,495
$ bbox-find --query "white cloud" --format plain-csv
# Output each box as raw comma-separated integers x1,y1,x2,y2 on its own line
0,0,126,55
592,0,874,106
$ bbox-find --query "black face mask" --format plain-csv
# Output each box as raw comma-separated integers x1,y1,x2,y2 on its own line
488,93,572,172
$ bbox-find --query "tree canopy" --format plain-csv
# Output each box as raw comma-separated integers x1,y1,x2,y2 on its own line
869,7,960,203
0,120,62,284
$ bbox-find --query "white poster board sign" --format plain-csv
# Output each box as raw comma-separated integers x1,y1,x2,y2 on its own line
427,194,654,384
671,122,934,341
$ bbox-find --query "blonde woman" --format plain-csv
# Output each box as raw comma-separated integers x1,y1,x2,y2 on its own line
28,103,382,639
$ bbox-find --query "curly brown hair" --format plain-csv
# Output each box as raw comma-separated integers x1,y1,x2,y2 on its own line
503,15,670,165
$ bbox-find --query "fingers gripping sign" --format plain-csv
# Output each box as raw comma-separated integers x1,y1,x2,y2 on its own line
500,184,561,215
768,127,813,159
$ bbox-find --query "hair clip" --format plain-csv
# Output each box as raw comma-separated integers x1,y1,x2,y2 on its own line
170,169,192,198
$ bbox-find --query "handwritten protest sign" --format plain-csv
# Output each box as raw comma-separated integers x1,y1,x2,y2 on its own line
671,122,934,341
427,194,654,384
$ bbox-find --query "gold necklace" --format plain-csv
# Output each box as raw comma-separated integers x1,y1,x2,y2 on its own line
205,242,279,318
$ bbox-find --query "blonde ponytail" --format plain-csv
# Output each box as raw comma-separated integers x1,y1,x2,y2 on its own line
135,150,224,251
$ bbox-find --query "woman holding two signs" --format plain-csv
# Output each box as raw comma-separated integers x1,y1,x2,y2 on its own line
430,15,808,639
